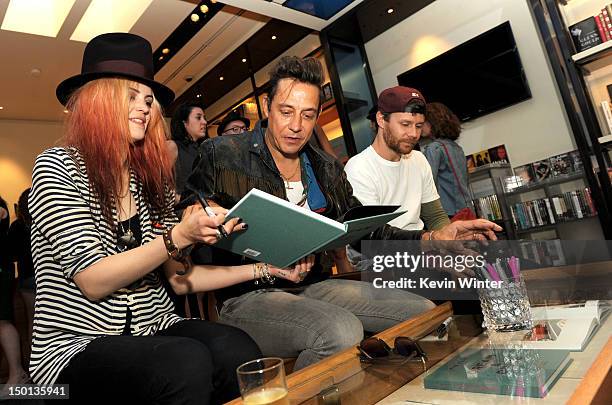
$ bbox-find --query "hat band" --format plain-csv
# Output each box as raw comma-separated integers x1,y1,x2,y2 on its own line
403,104,425,114
86,59,153,80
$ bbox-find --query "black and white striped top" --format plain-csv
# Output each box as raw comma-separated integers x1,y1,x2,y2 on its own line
28,147,182,384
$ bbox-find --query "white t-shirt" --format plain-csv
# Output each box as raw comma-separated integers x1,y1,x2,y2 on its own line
344,146,439,230
285,181,310,210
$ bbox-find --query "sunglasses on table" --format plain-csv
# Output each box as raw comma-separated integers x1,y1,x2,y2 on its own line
357,336,427,365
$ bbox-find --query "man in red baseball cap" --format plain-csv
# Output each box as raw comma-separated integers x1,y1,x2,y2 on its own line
345,86,450,237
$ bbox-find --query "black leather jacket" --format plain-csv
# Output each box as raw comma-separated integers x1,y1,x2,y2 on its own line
181,121,424,303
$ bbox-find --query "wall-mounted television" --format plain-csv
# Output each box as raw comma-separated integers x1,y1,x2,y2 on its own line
397,21,531,122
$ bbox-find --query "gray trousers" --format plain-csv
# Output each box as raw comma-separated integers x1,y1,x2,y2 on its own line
218,279,435,370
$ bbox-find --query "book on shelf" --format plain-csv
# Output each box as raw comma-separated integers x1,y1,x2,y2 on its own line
568,150,584,173
521,301,610,351
569,16,604,52
532,159,552,182
595,14,608,42
514,164,535,185
423,348,571,398
603,7,612,38
519,240,566,266
601,100,612,135
549,153,573,177
213,188,404,268
473,194,502,221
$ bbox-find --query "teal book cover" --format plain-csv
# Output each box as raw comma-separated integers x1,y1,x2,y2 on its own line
424,348,571,398
214,188,403,268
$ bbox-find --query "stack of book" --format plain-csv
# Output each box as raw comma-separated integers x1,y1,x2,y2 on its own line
568,3,612,52
549,188,597,220
511,198,556,229
518,240,566,267
510,188,596,229
473,195,502,221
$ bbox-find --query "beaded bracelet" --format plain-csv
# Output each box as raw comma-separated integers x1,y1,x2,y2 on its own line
253,263,275,285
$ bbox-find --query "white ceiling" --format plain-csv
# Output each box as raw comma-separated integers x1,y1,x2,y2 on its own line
0,0,362,122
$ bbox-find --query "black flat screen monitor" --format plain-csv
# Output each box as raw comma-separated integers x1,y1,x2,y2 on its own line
397,21,531,122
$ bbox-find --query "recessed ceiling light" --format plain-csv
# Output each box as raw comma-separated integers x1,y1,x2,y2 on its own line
242,58,247,63
196,94,202,98
190,13,200,22
387,8,394,14
1,0,76,38
200,5,209,13
158,56,164,60
219,76,224,81
0,106,4,110
70,0,153,43
162,48,170,54
271,35,277,40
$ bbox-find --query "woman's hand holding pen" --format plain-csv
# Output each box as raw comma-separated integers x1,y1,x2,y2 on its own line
269,255,315,283
173,204,247,247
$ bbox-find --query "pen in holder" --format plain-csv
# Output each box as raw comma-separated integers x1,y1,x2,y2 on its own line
477,257,533,332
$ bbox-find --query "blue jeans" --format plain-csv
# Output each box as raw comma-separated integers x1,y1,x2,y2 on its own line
219,279,435,370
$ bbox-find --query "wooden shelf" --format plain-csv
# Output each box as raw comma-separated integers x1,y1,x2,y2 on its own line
504,172,585,196
572,41,612,73
515,215,598,234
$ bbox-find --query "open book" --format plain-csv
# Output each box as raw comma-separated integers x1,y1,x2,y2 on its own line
214,188,405,268
521,300,610,351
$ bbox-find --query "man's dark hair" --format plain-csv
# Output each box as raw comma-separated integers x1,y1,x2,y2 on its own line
267,56,324,111
170,102,206,143
425,102,462,140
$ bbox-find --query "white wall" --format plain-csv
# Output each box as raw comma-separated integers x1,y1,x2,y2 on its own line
365,0,576,166
0,119,63,218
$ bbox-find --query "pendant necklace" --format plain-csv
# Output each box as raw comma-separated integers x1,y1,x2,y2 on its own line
280,159,301,190
118,191,137,251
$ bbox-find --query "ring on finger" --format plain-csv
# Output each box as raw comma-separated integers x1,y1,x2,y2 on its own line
298,271,308,280
215,229,222,240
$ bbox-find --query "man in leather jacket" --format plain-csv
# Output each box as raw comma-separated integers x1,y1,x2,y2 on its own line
183,56,501,370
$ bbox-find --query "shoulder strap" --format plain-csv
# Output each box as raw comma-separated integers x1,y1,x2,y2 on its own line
437,141,470,205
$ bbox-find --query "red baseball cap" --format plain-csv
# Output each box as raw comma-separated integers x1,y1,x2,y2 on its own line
377,86,426,114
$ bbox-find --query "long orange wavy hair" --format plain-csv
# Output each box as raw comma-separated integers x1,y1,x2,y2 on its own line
63,78,174,222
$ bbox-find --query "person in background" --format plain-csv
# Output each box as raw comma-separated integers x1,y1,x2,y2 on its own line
29,32,260,404
217,111,250,136
0,195,29,395
366,104,378,137
167,102,208,200
345,87,450,232
423,102,472,218
8,188,35,362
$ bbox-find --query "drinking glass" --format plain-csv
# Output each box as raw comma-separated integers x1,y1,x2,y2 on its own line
236,357,289,405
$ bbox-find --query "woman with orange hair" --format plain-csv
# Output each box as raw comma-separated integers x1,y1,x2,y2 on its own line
28,33,261,405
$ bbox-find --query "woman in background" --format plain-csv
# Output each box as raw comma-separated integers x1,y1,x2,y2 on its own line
7,188,35,363
167,102,208,200
423,102,472,218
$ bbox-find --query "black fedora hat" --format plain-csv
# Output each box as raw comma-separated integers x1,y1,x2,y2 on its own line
56,32,174,107
217,111,250,136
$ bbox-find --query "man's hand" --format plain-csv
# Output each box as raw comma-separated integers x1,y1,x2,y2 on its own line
432,219,502,241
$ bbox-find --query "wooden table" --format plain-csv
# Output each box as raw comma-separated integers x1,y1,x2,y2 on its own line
225,300,611,404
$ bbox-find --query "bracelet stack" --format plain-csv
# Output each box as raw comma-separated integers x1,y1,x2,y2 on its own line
252,263,275,285
162,225,193,275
